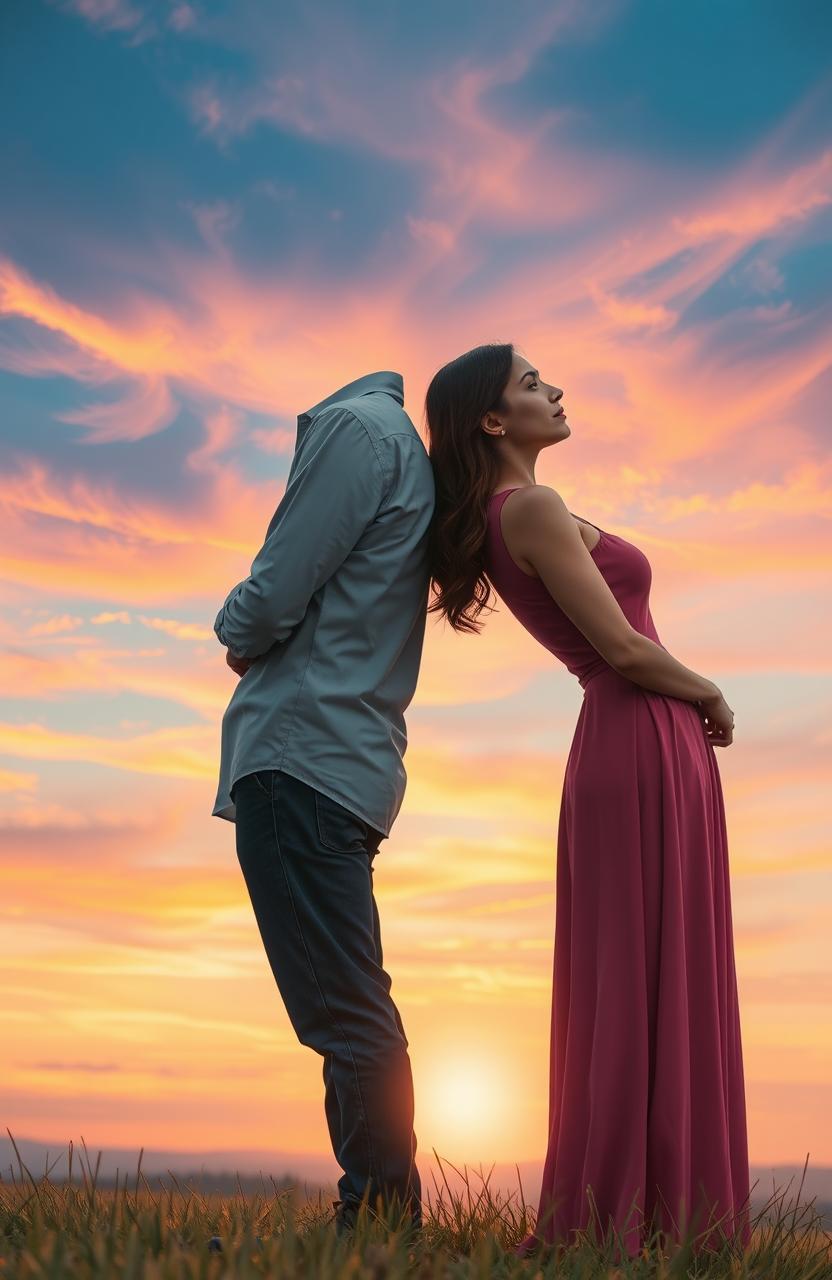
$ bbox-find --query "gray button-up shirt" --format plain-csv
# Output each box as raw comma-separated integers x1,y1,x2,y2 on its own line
212,370,435,837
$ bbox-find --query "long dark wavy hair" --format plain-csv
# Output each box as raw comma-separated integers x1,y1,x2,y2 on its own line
423,341,516,635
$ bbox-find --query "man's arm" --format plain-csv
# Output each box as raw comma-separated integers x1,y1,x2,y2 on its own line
214,406,386,660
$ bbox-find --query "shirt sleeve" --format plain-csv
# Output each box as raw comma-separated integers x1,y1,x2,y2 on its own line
214,406,386,660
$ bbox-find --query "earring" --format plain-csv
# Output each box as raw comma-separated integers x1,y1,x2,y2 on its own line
500,428,506,435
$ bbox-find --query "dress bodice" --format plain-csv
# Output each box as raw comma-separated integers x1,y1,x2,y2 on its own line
484,487,665,688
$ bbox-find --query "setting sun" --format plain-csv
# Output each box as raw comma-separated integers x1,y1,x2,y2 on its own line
419,1050,510,1151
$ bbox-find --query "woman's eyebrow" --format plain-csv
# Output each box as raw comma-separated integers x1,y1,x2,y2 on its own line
519,369,539,383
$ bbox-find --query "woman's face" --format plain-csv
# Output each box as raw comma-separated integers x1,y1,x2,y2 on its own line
486,351,568,441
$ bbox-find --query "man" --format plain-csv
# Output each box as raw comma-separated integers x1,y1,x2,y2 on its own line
212,370,435,1235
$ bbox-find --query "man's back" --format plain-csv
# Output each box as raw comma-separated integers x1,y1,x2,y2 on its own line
212,370,436,836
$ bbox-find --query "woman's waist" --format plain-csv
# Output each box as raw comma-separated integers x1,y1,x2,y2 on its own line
577,658,619,690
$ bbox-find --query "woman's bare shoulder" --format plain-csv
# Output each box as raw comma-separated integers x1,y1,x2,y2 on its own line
501,484,567,517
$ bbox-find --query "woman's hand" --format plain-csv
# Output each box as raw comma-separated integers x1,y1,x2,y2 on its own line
696,691,734,747
226,648,252,678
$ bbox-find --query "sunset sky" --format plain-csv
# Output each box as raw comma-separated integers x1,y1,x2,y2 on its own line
2,0,831,1182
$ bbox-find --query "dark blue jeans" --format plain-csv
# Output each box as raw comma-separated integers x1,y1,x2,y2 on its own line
230,768,422,1227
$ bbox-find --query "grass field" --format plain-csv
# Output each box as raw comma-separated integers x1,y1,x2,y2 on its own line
2,1131,830,1278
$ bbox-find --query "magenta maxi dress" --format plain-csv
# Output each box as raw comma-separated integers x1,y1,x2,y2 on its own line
484,488,751,1258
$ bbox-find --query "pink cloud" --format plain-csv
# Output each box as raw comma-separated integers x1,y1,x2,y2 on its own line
59,0,146,33
56,375,178,444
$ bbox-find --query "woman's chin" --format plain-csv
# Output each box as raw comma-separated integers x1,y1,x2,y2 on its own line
540,419,570,447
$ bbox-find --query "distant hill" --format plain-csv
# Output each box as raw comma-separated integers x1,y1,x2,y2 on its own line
0,1134,336,1196
2,1134,828,1228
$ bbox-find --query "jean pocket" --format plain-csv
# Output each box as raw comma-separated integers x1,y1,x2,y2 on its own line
313,789,370,853
234,770,273,799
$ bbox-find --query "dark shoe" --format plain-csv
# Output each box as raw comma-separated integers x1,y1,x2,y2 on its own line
331,1197,423,1241
332,1198,359,1238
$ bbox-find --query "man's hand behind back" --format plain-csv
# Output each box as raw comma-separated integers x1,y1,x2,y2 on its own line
226,649,253,678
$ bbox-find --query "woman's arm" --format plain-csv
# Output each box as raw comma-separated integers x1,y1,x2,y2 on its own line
503,484,732,741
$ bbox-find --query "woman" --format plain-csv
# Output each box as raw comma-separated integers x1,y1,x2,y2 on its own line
423,342,751,1260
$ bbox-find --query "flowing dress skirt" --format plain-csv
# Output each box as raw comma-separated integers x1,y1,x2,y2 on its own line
523,668,751,1257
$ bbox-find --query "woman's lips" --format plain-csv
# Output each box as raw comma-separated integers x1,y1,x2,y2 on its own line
552,406,565,417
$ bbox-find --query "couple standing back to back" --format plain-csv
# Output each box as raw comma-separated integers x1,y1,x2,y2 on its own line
212,342,750,1260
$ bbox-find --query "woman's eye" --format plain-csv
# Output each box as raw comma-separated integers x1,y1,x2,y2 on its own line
528,380,539,389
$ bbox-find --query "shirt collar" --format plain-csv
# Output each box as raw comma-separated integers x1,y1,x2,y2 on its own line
297,370,404,430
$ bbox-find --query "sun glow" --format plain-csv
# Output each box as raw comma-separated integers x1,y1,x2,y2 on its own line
419,1050,509,1151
